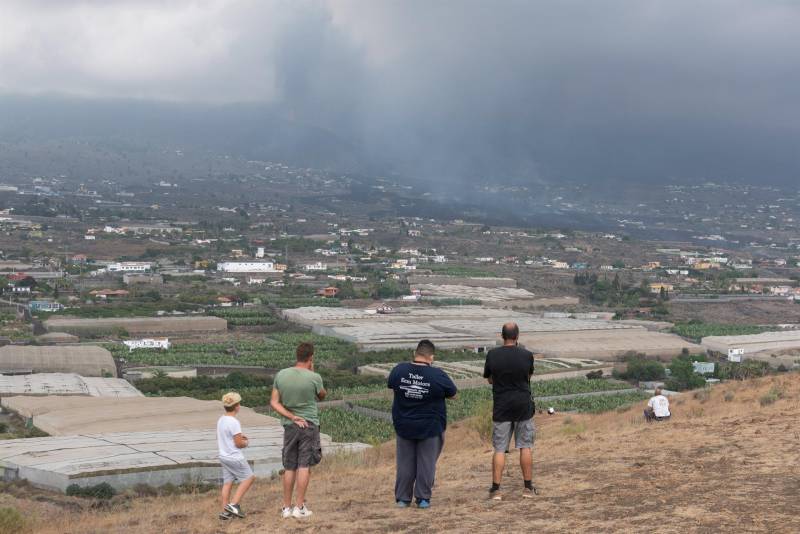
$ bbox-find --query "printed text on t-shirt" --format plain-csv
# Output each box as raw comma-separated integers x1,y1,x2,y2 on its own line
399,372,430,399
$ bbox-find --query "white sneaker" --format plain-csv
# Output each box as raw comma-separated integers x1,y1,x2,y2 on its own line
281,507,292,519
292,504,313,519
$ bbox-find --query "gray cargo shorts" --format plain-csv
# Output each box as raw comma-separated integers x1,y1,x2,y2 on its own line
282,422,322,470
219,456,254,484
492,418,535,453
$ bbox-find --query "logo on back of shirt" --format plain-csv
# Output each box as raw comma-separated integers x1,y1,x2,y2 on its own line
399,372,430,399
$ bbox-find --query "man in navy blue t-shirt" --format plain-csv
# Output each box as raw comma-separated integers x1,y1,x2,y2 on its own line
388,339,457,509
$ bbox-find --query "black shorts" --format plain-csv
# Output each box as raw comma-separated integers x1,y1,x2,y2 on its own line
282,422,322,470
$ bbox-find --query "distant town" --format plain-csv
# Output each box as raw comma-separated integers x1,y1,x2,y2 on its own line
1,161,799,512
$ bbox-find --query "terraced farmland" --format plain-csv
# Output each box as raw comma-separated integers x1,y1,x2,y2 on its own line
352,378,641,427
207,307,276,326
319,407,395,444
109,333,355,368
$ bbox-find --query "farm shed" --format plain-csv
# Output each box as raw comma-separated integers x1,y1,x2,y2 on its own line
0,345,116,377
44,316,227,337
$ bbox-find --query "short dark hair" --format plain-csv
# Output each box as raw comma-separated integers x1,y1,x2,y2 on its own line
415,339,435,357
296,342,315,362
224,403,238,412
501,323,519,341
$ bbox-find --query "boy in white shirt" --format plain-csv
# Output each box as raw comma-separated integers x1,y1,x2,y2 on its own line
218,392,256,520
644,388,671,422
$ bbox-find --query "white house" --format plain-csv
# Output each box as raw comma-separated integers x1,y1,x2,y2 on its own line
217,261,276,273
123,338,171,351
107,262,152,272
10,285,31,293
303,262,328,271
728,348,744,362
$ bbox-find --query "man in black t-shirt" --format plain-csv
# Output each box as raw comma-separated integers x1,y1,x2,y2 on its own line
388,339,458,509
483,322,536,500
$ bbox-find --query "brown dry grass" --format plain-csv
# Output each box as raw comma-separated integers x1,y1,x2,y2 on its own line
6,374,800,533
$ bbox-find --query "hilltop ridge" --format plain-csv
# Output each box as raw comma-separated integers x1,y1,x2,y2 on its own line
5,374,800,533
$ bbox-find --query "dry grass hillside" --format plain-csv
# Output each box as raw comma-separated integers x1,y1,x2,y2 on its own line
4,374,800,534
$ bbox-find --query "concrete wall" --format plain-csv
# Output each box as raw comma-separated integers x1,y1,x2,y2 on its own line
407,275,517,288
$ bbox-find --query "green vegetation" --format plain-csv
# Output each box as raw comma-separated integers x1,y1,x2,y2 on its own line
319,407,395,444
323,383,387,401
43,302,200,318
337,347,479,369
351,380,646,442
545,391,650,413
532,377,631,396
207,307,276,326
136,372,271,407
372,278,409,299
671,321,777,341
0,415,48,440
356,390,649,440
613,358,666,382
66,482,115,500
133,369,386,406
112,333,354,368
0,506,28,534
574,273,655,308
354,388,490,419
427,265,494,277
759,386,784,406
715,360,771,380
666,358,707,391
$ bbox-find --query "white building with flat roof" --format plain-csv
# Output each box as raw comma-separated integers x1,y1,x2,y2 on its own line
217,261,276,273
107,262,152,272
123,338,171,351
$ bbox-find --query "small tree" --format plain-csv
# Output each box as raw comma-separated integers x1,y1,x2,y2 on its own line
666,359,707,391
614,358,666,381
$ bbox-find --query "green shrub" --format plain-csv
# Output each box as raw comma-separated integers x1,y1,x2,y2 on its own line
723,392,735,402
0,423,8,433
468,400,494,444
759,386,784,406
614,358,666,381
0,507,28,534
693,388,711,402
715,360,770,380
666,359,707,391
132,483,158,497
66,482,115,500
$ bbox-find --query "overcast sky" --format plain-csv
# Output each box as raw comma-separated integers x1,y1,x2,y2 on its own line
2,0,799,185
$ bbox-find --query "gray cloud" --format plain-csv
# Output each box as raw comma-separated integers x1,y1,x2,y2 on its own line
1,0,799,185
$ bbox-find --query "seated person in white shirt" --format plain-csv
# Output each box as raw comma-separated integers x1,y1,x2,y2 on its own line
644,388,671,422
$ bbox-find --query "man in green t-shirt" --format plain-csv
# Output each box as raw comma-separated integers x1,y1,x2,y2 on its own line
270,342,326,520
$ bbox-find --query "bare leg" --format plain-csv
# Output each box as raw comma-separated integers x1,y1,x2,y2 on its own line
221,482,233,510
282,470,296,508
294,467,311,506
231,475,255,505
519,447,533,481
492,452,505,485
